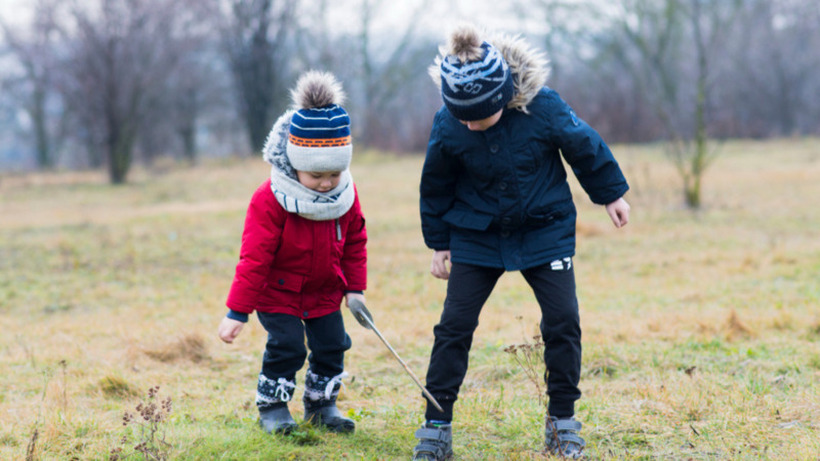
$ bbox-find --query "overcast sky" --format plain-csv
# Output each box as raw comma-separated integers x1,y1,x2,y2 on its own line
0,0,31,26
0,0,555,40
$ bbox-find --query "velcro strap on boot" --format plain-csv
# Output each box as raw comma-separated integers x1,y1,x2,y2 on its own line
552,418,582,433
547,418,585,449
415,427,449,442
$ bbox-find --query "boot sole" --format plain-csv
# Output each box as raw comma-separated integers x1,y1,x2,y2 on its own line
305,415,355,434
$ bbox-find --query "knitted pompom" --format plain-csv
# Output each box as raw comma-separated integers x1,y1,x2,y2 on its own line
446,23,484,63
291,70,346,110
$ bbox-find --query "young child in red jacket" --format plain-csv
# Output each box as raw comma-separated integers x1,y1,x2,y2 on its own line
218,71,367,435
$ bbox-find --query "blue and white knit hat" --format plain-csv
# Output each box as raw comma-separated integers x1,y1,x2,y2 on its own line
439,26,513,121
286,71,352,172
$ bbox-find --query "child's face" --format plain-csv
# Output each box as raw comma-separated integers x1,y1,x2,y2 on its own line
296,170,342,192
459,109,503,132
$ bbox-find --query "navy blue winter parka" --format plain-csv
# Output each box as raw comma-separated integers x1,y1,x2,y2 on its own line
420,36,629,271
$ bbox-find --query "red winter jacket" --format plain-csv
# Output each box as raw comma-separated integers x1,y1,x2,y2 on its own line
226,179,367,319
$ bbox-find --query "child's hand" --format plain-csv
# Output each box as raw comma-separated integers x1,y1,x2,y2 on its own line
345,292,366,308
431,250,451,280
218,317,244,344
346,295,374,329
605,197,630,228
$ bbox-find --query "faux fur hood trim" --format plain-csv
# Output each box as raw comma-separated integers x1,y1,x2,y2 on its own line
429,24,550,115
262,109,297,178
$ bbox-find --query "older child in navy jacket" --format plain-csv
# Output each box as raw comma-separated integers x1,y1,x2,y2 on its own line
218,71,367,435
412,24,630,460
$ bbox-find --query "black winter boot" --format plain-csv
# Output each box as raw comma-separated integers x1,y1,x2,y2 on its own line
256,375,297,434
303,370,355,433
259,404,297,434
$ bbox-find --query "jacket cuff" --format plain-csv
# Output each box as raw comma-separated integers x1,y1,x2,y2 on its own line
226,310,249,323
344,290,364,295
590,184,630,206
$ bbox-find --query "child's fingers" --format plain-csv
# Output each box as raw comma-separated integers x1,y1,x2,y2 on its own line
612,208,628,227
430,251,451,279
606,198,630,228
218,319,243,343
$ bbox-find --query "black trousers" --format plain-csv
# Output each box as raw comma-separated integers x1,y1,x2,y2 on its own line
424,262,582,421
256,310,352,381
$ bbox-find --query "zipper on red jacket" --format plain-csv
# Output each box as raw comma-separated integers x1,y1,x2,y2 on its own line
335,219,341,241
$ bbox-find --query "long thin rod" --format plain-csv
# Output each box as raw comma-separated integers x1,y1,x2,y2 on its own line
361,315,444,413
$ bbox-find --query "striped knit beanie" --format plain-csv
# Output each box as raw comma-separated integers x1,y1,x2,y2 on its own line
439,25,513,121
286,71,352,172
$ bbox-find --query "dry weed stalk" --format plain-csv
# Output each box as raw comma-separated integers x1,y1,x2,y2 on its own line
503,334,547,408
25,360,64,461
503,326,567,457
109,386,173,461
24,427,38,461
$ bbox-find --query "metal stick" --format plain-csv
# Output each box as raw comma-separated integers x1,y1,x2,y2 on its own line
357,310,444,413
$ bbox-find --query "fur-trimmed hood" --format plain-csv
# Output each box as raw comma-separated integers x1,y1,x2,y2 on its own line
429,24,551,115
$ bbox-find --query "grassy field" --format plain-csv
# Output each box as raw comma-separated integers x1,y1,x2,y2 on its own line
1,138,819,460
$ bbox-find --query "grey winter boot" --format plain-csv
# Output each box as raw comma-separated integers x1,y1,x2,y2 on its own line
412,422,453,460
303,370,355,433
544,416,585,459
259,405,297,434
256,375,297,434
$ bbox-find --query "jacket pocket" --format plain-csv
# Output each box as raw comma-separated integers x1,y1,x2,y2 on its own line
525,201,574,226
267,268,305,293
515,141,545,175
442,208,494,231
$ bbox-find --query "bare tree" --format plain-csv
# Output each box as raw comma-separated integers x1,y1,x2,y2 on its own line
223,0,296,154
353,0,432,149
286,0,440,152
728,0,820,137
60,0,201,183
602,0,744,208
509,0,662,143
0,0,66,170
511,0,604,79
173,66,207,164
333,0,440,151
171,44,233,164
139,1,222,165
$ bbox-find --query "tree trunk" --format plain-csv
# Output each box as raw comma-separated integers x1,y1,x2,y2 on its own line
32,86,55,169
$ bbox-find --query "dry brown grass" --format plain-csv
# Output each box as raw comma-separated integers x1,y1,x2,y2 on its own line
143,333,210,364
1,139,819,459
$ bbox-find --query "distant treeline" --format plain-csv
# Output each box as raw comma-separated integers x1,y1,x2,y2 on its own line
1,0,817,181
